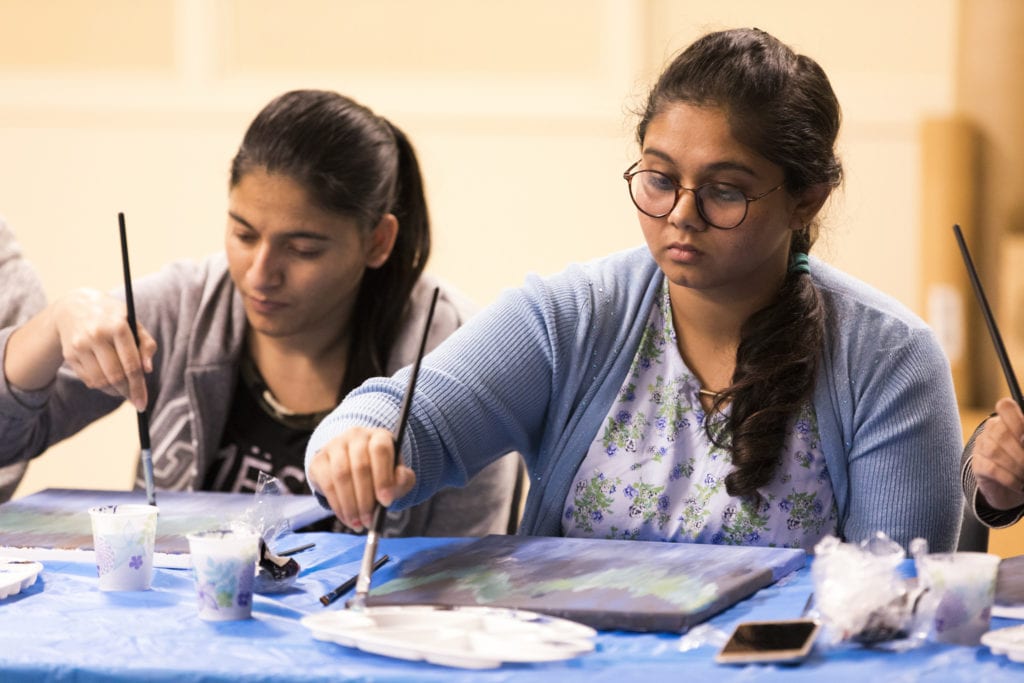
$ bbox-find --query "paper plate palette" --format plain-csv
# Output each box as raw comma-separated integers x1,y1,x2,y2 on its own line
301,605,597,669
0,557,43,600
982,624,1024,662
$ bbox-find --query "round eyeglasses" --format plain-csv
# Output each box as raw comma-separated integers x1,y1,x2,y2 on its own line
623,162,784,230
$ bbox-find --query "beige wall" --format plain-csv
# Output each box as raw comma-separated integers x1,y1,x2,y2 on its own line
1,0,960,497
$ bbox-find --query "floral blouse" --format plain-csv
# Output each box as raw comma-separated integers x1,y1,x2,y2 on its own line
562,279,837,551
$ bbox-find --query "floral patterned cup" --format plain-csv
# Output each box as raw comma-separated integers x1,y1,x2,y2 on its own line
186,528,259,621
88,504,159,591
915,551,1001,646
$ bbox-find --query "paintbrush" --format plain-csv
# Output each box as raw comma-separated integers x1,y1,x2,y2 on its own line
347,286,439,610
953,224,1024,408
118,212,156,506
320,554,389,606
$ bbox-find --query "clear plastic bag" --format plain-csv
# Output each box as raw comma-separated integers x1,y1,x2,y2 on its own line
811,533,928,650
240,472,301,594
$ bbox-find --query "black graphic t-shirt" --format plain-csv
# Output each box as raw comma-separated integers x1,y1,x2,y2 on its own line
203,358,329,495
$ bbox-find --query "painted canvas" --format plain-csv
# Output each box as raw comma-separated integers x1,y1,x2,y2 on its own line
366,534,806,632
0,488,331,568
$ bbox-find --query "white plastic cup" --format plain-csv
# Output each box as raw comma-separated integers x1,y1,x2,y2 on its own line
186,528,260,621
88,504,159,591
915,551,1001,646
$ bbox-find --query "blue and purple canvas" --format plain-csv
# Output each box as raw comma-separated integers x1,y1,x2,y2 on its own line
0,488,330,567
366,534,806,632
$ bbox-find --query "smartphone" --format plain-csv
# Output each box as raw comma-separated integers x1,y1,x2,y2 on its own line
714,619,820,665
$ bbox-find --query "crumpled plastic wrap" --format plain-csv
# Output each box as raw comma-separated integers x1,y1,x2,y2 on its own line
238,472,293,541
237,472,301,594
811,533,928,649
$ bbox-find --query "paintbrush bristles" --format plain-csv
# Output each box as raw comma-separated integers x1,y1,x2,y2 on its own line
345,594,368,611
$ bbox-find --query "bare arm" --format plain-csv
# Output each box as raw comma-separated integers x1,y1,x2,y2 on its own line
4,288,156,412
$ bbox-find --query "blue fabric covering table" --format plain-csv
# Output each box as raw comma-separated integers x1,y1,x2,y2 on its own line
0,531,1021,682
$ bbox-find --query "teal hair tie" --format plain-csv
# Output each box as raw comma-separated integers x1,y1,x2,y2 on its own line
789,252,810,275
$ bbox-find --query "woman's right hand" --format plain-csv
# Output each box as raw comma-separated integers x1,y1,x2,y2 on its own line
972,397,1024,511
4,288,157,412
308,426,417,530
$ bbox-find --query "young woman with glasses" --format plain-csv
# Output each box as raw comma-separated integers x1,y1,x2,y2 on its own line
0,89,519,537
306,29,962,552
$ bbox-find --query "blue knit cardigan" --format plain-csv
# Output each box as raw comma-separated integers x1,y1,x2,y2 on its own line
307,247,963,552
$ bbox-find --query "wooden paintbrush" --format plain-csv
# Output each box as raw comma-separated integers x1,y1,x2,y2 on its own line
347,286,440,610
953,223,1024,407
118,212,156,506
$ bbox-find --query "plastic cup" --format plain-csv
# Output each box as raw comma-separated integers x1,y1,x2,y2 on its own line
915,551,1001,646
186,528,260,621
88,504,159,591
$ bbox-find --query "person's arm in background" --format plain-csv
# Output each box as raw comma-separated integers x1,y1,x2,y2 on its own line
4,286,156,413
0,218,47,501
0,226,159,476
962,397,1024,528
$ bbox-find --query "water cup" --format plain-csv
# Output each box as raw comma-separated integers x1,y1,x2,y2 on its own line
88,504,159,591
915,551,1001,645
187,528,260,621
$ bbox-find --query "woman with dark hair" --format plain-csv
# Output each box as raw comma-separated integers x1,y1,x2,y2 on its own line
0,89,519,537
306,29,962,552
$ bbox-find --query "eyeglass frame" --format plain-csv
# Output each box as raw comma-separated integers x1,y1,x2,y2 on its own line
622,161,785,230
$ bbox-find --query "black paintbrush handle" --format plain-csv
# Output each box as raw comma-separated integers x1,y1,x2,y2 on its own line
953,224,1024,407
370,286,440,537
118,213,141,347
392,287,440,452
320,555,389,607
136,405,151,451
351,287,440,606
119,212,156,505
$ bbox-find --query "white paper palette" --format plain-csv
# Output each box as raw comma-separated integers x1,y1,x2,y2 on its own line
0,557,43,600
982,624,1024,662
301,605,597,669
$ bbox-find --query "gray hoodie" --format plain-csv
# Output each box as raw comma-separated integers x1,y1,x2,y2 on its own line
0,218,46,502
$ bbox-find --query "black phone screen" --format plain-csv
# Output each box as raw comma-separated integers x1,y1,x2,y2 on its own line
716,619,819,664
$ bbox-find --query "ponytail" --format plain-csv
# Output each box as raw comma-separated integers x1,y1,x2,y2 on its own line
342,121,431,394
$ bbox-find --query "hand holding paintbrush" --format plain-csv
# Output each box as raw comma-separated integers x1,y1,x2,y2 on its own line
954,224,1024,510
346,286,439,610
0,222,157,415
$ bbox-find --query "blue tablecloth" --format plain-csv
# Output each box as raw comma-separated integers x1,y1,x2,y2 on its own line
0,532,1021,682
